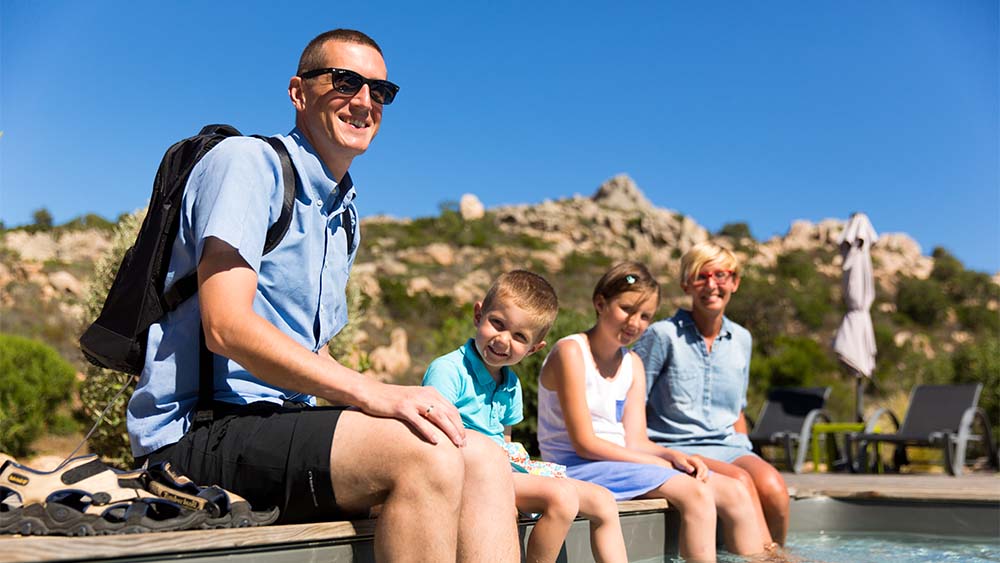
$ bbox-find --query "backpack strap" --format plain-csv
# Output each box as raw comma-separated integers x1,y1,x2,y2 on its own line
192,136,300,424
163,138,298,311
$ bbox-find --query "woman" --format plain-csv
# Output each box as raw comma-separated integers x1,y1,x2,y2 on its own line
633,241,790,545
538,262,764,562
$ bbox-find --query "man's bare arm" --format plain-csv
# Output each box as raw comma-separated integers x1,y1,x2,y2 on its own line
197,237,466,446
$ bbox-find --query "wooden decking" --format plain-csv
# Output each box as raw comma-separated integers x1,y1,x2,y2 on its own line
784,471,1000,502
2,473,997,563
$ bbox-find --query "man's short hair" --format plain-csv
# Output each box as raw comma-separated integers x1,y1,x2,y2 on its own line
680,241,741,287
481,270,559,343
297,29,384,75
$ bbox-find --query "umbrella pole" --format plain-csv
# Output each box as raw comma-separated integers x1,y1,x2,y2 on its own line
855,375,865,423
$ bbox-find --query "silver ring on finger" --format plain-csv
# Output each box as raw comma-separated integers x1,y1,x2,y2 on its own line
424,404,435,417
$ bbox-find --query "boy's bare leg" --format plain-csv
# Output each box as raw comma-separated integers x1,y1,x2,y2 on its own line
459,434,520,562
513,473,580,563
570,479,627,563
330,411,464,563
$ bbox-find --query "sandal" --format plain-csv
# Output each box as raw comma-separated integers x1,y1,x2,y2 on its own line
133,462,279,528
1,455,207,536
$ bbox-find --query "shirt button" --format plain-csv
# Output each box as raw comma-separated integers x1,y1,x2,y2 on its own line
315,200,322,207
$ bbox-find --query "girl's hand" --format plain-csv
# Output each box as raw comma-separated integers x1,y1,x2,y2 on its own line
663,450,709,481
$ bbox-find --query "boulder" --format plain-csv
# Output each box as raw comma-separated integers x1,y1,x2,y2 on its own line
459,193,485,220
369,327,411,376
48,271,84,297
591,174,654,212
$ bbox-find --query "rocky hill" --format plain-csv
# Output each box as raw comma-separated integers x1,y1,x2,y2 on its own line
0,174,994,396
4,174,997,464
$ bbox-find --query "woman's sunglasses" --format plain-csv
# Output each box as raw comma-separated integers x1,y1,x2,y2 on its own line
298,67,400,105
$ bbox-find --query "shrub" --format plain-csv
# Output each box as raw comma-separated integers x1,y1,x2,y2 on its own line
716,222,755,241
724,269,791,351
327,277,372,372
896,277,949,326
79,210,145,467
930,247,964,284
749,335,836,390
950,338,1000,439
956,305,1000,335
0,334,78,457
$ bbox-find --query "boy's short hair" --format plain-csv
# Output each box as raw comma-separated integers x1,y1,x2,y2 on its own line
481,270,559,342
680,241,741,287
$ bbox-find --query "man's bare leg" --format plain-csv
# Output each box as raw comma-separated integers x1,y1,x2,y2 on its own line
330,411,465,562
457,434,519,562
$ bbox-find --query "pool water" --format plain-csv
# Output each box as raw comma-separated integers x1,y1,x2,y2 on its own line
639,531,1000,563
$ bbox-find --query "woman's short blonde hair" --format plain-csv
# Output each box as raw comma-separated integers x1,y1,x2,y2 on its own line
679,241,740,287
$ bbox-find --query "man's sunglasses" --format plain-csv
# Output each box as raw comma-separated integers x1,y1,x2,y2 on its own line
298,67,400,105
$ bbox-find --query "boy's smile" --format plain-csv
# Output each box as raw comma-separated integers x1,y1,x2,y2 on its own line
473,301,546,381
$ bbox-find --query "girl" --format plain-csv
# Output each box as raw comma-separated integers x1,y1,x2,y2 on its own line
538,262,764,562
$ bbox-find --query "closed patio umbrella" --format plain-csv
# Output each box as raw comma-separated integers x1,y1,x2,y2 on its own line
833,212,878,422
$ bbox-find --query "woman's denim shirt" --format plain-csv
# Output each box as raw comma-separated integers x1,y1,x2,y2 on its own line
633,309,751,445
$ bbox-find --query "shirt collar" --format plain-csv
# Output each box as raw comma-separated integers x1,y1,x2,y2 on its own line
288,128,357,211
673,309,734,339
461,339,517,392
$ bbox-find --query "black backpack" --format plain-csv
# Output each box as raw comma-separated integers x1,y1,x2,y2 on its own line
79,124,298,376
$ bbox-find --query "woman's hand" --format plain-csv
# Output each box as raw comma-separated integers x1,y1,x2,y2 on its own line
662,449,709,481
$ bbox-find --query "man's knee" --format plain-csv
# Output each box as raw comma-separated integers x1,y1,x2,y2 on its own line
333,413,465,502
460,433,509,480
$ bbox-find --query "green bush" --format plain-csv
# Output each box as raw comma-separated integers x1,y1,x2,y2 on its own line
724,269,790,350
775,251,833,329
956,305,1000,335
0,334,78,457
364,210,550,251
749,335,836,390
895,277,949,326
716,222,755,241
79,210,145,467
950,338,1000,439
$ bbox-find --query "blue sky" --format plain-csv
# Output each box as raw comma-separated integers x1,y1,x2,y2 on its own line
2,1,997,273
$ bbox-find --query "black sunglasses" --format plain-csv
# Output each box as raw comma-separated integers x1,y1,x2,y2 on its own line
298,67,400,105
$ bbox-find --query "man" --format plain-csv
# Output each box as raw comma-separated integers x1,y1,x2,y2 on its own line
127,29,519,562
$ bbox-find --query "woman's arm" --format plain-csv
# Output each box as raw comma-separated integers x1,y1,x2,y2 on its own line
622,353,707,479
733,411,749,435
541,340,673,467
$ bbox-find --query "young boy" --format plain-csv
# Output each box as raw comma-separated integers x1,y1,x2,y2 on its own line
423,270,627,563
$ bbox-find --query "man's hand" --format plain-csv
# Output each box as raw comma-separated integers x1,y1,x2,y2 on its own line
358,381,467,448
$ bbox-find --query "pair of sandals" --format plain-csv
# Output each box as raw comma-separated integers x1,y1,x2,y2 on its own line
0,454,278,536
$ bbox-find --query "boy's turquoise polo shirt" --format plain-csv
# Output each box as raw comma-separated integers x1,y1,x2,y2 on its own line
422,339,523,446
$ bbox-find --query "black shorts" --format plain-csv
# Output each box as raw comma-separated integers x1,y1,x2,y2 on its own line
140,401,349,524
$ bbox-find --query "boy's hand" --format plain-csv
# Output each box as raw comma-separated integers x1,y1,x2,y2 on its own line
360,382,467,447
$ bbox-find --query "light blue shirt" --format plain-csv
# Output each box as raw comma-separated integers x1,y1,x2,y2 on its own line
422,339,523,446
127,128,360,457
633,309,751,446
